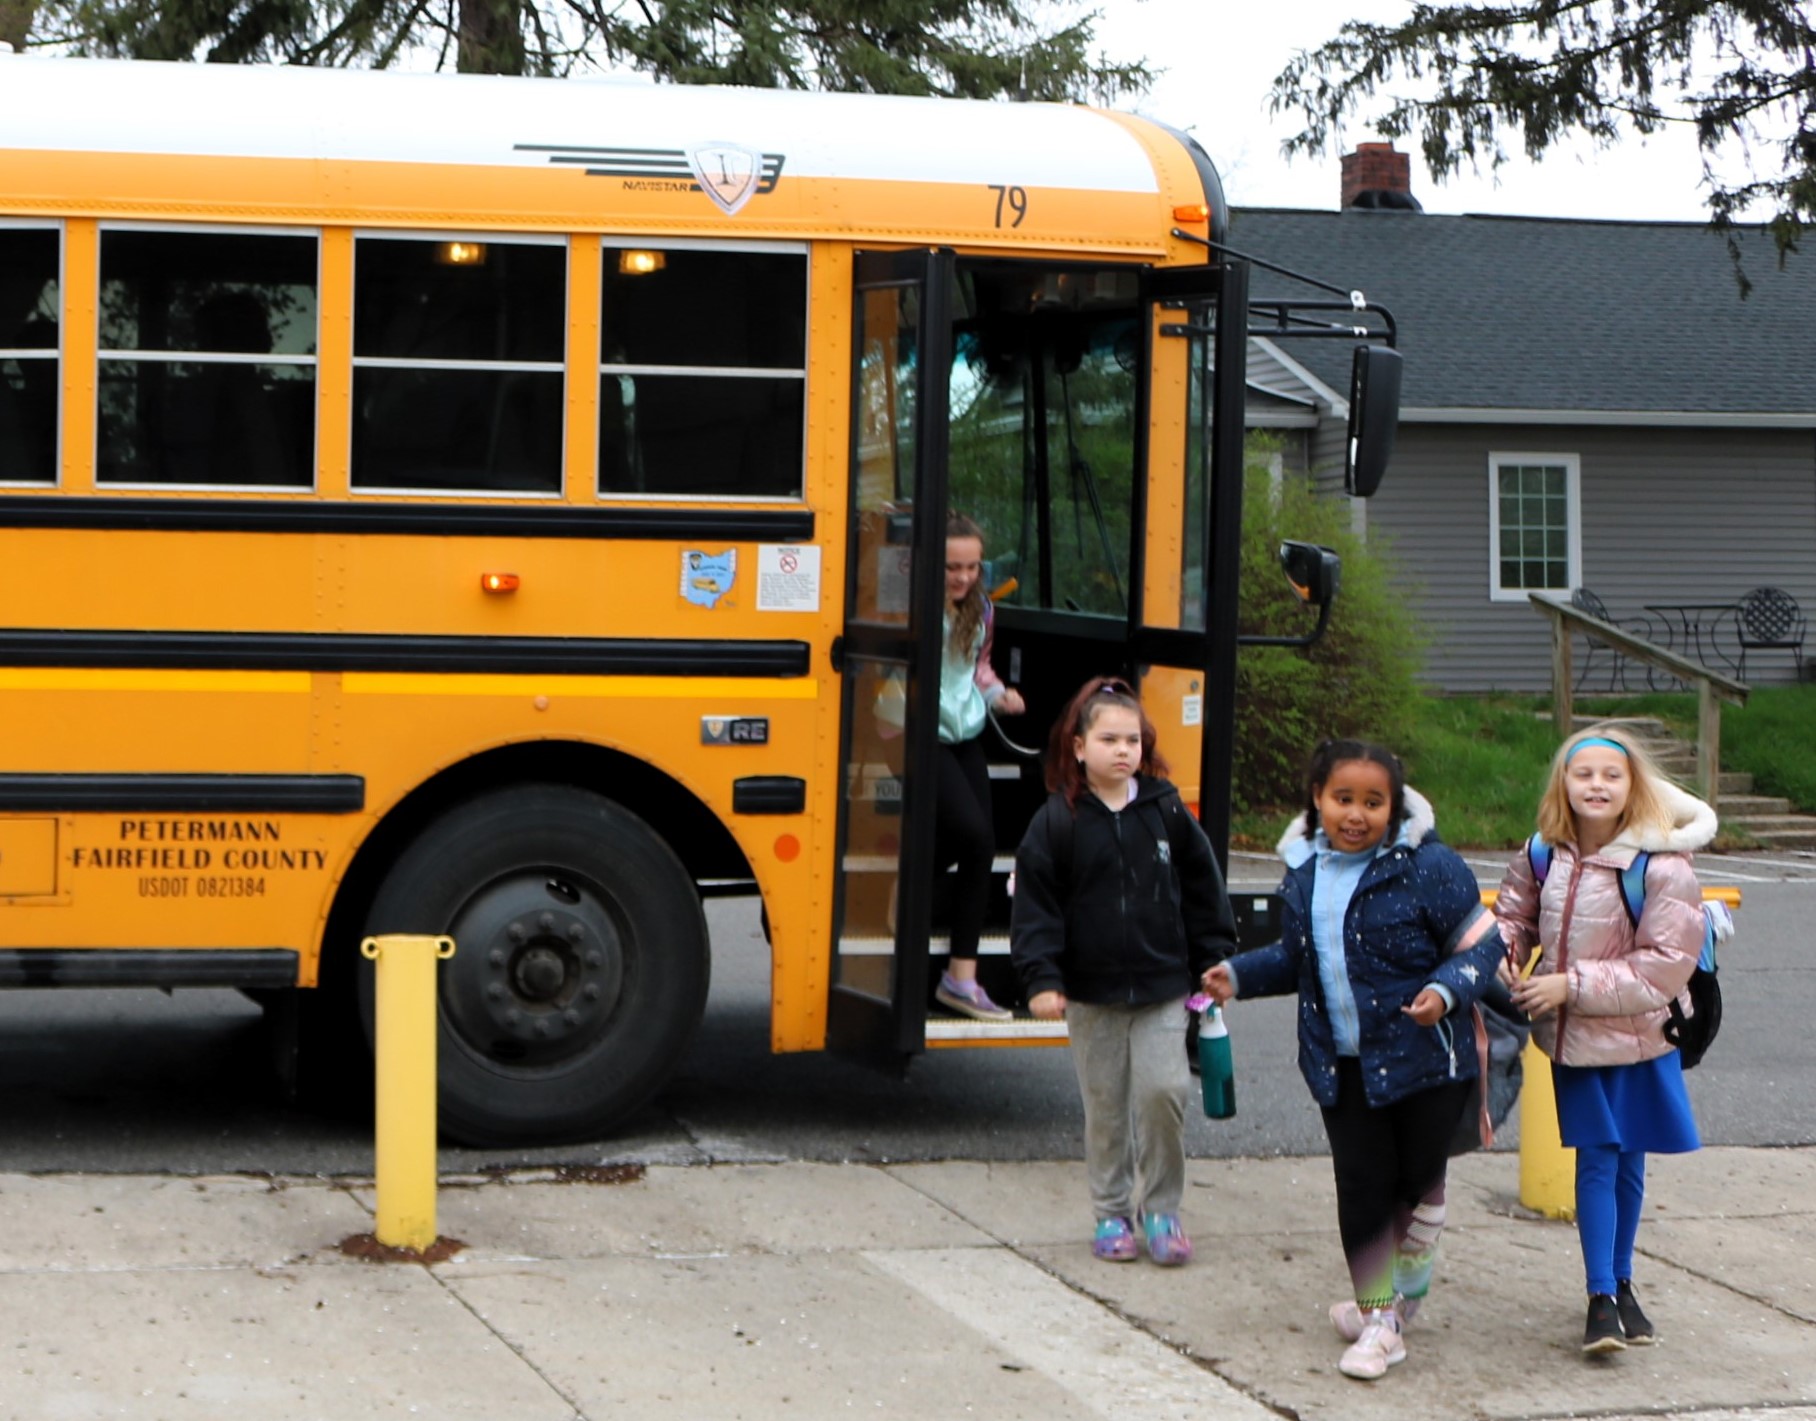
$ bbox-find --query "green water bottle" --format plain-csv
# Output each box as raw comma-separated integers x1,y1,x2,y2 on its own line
1198,1005,1236,1119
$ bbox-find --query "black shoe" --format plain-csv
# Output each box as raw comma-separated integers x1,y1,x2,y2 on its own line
1583,1294,1627,1354
1615,1280,1656,1345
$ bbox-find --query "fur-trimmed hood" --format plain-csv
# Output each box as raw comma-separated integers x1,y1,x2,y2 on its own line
1602,779,1718,859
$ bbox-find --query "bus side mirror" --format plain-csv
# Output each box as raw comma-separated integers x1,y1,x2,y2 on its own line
1346,345,1401,498
1279,541,1341,608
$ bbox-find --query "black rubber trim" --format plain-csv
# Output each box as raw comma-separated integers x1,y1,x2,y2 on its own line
0,774,365,813
0,630,811,677
732,776,806,815
0,949,300,989
0,495,814,542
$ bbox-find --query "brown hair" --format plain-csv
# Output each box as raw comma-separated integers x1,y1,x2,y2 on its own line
1046,675,1168,807
945,511,988,657
1536,723,1677,846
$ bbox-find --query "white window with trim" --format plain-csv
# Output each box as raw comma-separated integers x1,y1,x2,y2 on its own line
1489,451,1580,601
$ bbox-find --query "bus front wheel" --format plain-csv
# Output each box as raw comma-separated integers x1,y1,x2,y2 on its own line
361,785,709,1146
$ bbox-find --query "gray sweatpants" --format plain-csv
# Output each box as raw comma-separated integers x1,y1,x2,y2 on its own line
1064,995,1191,1224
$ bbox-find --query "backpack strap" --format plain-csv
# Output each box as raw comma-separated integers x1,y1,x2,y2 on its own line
1533,834,1649,929
1617,851,1649,928
1044,788,1188,902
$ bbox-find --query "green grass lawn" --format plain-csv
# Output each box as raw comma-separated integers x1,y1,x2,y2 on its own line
1231,683,1815,853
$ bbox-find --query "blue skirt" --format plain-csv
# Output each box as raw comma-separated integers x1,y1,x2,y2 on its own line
1553,1054,1701,1154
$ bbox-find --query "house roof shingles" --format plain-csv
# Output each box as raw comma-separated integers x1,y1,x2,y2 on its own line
1229,208,1816,420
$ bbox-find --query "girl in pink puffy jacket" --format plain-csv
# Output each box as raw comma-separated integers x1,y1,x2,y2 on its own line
1496,724,1713,1358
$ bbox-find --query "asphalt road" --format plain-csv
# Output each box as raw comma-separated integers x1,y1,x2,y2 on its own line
1,851,1810,1176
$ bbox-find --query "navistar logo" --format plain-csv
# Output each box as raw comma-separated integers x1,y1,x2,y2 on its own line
515,140,784,215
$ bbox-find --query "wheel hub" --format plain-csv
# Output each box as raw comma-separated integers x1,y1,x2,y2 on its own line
442,877,626,1063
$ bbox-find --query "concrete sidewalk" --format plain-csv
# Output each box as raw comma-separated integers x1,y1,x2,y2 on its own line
2,1146,1813,1420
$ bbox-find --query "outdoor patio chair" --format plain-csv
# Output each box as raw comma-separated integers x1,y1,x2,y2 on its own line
1734,586,1806,681
1569,588,1659,693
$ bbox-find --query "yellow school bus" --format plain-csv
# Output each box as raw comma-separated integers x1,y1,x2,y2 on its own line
0,56,1397,1144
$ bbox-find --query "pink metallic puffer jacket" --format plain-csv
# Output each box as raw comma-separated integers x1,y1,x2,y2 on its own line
1494,782,1715,1067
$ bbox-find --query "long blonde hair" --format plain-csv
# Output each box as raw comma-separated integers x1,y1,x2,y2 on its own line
1535,723,1677,846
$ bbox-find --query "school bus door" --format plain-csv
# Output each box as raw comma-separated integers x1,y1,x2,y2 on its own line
827,248,955,1063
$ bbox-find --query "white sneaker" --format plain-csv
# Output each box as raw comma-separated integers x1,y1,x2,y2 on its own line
1331,1294,1419,1342
1338,1308,1406,1380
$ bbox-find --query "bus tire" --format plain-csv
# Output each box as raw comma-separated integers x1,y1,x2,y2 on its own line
361,785,709,1146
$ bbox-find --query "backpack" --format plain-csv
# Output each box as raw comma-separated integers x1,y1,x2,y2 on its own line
1526,834,1729,1069
1449,975,1530,1156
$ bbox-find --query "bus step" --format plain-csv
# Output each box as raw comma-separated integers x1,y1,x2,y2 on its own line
836,933,1012,957
925,1013,1068,1046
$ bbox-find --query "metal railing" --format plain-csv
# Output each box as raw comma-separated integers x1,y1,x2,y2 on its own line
1530,594,1749,804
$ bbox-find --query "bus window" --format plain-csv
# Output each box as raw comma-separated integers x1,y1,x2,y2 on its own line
97,229,316,488
598,245,806,498
948,264,1140,616
0,225,58,485
352,235,564,494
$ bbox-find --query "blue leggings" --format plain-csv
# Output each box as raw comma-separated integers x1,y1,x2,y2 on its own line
1575,1145,1646,1296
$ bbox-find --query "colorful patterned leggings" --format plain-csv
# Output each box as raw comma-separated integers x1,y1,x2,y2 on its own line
1320,1059,1470,1309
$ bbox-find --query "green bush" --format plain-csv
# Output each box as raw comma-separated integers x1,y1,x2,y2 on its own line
1233,446,1423,823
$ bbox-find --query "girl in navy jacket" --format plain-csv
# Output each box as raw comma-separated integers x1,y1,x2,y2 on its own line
1202,739,1504,1382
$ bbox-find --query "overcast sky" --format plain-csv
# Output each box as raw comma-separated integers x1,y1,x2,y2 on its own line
1090,0,1724,223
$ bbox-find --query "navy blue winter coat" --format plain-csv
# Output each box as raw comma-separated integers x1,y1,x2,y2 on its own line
1224,789,1505,1109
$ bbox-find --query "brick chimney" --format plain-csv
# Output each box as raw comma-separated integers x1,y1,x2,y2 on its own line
1341,143,1421,211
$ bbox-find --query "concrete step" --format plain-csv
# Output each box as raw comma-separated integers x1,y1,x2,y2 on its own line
1746,829,1816,851
1717,794,1796,817
1719,814,1816,835
1569,714,1668,735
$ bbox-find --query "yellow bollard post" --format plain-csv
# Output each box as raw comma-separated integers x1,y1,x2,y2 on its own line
360,933,456,1252
1517,1036,1575,1220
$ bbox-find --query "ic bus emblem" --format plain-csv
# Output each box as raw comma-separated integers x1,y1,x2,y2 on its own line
687,143,763,215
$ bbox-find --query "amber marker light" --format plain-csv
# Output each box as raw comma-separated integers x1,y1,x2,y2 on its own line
435,241,488,266
481,572,520,594
1172,203,1211,224
618,249,667,275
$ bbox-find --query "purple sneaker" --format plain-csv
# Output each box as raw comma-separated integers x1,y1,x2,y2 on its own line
935,972,1013,1022
1093,1216,1139,1262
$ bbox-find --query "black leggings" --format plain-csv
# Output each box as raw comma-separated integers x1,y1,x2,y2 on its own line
933,735,994,962
1320,1058,1469,1308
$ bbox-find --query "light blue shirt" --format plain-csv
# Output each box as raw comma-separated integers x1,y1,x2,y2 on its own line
1310,837,1374,1057
938,612,992,744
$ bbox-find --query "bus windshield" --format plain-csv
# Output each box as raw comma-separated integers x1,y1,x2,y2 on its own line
948,263,1141,620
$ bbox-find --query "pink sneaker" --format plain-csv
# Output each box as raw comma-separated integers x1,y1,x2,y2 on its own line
1339,1308,1406,1380
1331,1295,1420,1342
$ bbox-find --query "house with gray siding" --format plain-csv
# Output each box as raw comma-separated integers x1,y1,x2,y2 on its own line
1230,150,1816,691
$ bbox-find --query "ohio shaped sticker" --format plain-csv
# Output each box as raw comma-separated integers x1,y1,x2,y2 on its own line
681,549,736,608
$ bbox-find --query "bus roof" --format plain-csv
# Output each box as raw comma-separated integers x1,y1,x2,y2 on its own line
0,56,1225,254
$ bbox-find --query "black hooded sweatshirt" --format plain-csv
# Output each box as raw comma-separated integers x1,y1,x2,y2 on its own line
1010,776,1237,1007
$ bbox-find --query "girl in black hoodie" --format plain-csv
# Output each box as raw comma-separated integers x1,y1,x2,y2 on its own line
1011,676,1238,1267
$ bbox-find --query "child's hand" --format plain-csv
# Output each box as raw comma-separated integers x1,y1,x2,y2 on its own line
1512,971,1569,1018
998,688,1026,716
1028,989,1067,1020
1200,964,1234,1004
1402,988,1447,1027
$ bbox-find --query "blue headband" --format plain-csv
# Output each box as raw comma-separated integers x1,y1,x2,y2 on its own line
1567,736,1629,762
